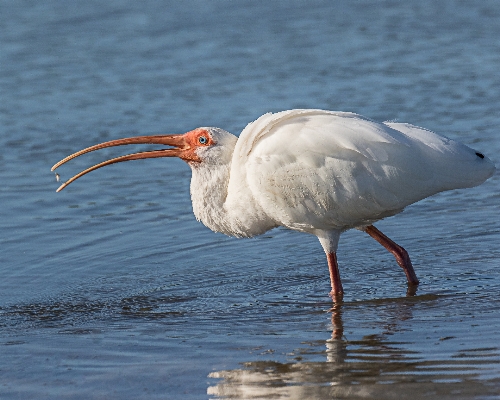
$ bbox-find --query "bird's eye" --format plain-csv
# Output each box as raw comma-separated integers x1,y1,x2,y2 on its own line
198,136,208,145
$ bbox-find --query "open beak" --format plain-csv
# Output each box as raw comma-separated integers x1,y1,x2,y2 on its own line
51,134,189,192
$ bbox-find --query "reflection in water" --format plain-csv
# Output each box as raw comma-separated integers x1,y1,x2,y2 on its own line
330,301,344,341
208,296,500,399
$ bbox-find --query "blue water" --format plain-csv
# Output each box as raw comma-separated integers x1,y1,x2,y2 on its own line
1,1,500,399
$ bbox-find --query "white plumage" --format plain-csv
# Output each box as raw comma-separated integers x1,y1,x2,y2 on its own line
52,109,495,299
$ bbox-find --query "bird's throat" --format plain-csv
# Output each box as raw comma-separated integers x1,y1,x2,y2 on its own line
189,162,276,238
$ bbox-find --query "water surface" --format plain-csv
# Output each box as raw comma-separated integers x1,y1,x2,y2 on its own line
1,1,499,399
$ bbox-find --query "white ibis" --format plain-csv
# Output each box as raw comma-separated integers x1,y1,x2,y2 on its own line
52,109,495,299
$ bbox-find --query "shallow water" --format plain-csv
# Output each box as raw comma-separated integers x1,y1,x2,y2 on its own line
1,1,500,399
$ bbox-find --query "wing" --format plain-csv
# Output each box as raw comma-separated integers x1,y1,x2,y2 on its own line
234,109,411,161
229,110,494,232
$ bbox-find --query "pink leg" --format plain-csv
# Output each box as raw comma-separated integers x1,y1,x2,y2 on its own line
364,225,419,285
327,252,344,300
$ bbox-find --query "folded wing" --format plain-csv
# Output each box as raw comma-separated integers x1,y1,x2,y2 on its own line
229,110,494,232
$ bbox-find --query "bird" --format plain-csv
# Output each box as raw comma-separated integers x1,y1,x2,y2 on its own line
52,109,495,300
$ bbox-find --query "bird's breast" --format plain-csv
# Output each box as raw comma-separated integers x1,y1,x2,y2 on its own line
190,162,278,238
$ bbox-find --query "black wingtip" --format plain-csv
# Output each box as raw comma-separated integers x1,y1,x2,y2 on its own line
475,152,485,159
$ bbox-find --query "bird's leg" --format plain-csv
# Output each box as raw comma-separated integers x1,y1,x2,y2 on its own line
327,252,344,300
364,225,419,285
317,230,343,300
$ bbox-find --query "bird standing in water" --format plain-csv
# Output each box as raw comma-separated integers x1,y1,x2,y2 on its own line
52,109,495,300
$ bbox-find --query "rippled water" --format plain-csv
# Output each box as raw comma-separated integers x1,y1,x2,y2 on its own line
1,1,500,399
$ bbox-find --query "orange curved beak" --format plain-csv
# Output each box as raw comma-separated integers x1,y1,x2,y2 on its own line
51,134,189,192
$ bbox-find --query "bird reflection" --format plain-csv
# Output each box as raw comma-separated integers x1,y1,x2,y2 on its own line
326,301,348,364
330,301,344,340
207,295,490,399
208,298,419,398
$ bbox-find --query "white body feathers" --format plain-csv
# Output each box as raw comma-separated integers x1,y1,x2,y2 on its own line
189,110,495,252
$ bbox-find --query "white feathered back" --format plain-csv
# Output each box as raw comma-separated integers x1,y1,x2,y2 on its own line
226,110,494,232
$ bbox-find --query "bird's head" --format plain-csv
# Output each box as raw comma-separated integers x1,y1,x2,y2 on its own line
52,127,237,192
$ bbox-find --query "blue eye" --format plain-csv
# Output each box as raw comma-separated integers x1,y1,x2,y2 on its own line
199,136,208,145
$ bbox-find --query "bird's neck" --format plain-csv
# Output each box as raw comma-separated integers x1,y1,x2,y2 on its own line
189,162,276,238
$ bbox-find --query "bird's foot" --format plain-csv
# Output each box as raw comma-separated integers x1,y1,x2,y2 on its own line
395,250,419,285
329,290,344,302
406,283,418,297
